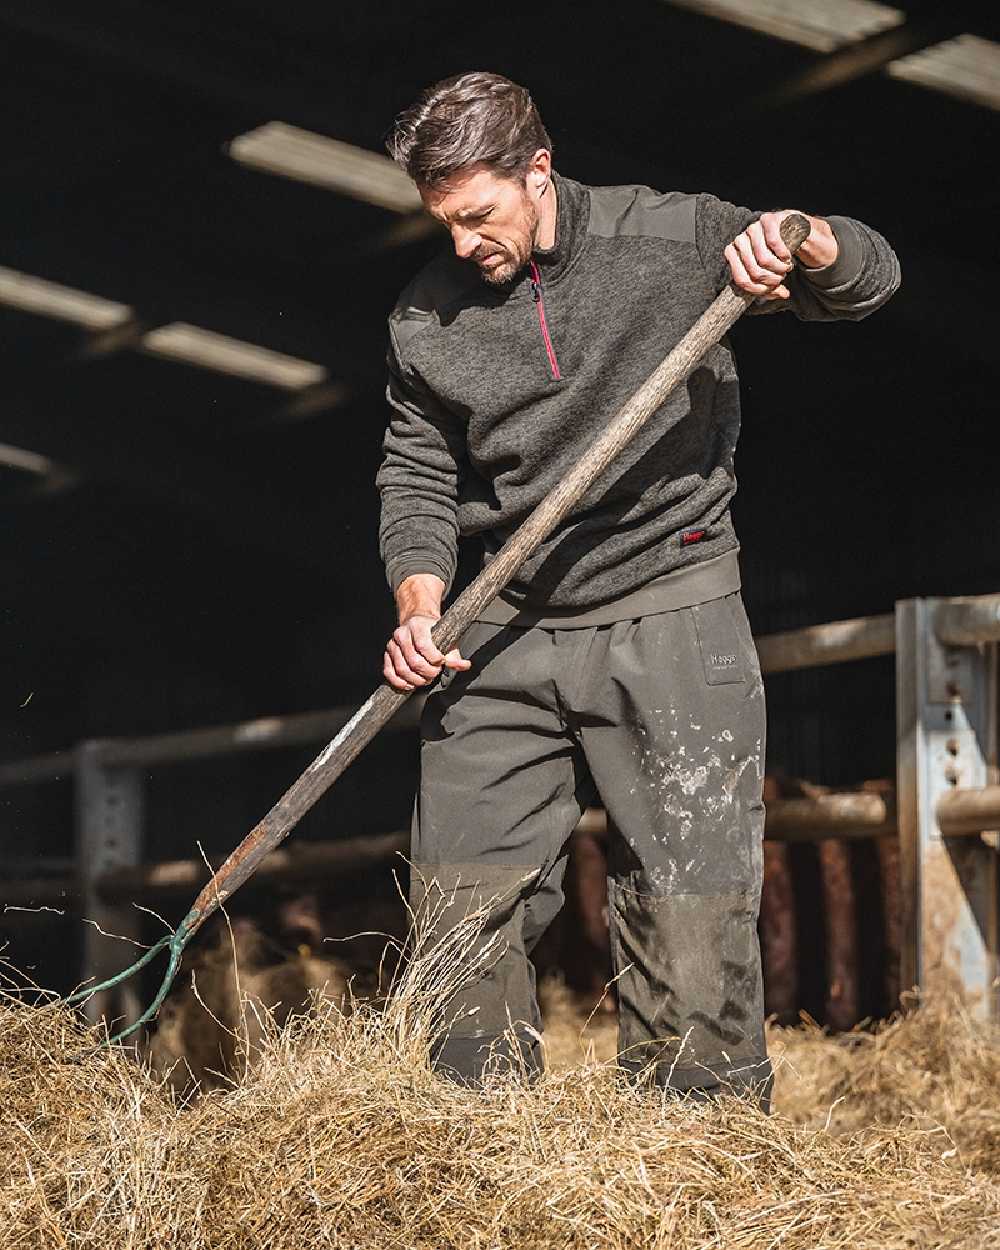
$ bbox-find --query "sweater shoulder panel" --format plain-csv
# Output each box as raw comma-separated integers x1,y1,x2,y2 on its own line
587,184,697,245
390,249,482,358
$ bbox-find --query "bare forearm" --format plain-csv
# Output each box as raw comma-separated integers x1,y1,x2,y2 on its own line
385,573,469,691
395,573,446,624
725,209,839,300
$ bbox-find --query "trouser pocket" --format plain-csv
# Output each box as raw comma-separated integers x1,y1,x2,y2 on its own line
691,595,745,685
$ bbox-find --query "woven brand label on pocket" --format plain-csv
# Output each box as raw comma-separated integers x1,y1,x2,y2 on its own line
692,598,746,686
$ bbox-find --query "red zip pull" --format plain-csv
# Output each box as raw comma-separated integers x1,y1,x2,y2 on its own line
528,259,561,381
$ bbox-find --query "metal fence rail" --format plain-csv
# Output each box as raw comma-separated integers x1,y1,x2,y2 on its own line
2,591,998,1026
0,700,425,787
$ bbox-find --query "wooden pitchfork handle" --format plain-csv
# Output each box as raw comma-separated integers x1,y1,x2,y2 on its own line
76,214,809,1044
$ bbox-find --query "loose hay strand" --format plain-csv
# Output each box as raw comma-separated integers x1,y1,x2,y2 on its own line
2,919,999,1249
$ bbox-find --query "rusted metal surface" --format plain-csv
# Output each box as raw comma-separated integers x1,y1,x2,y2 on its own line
757,775,903,1025
876,833,902,1009
760,839,797,1022
558,818,614,1005
817,839,859,1029
760,774,797,1021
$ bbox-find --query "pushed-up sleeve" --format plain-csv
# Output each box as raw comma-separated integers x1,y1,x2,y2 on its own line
376,321,467,596
695,193,901,322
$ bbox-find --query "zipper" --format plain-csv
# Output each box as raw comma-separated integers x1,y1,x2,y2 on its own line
528,259,561,381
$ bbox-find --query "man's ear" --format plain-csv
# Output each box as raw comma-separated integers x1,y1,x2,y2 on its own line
527,147,552,198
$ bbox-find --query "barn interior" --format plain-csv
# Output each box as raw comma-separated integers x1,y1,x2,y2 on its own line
2,0,999,1039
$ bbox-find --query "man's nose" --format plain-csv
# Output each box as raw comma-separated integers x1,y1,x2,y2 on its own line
452,225,481,260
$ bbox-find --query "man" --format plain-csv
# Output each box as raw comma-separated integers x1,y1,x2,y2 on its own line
377,71,900,1108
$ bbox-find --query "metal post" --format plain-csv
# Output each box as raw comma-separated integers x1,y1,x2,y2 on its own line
895,598,999,1018
75,741,145,1031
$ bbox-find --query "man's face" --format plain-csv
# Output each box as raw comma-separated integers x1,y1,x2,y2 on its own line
419,165,540,287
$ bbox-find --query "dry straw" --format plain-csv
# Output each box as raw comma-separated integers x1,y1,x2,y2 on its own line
2,897,999,1248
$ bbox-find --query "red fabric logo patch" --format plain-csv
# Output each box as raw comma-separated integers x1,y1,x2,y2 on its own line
681,528,707,546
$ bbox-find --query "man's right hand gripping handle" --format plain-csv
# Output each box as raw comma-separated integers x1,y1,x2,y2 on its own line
383,574,472,692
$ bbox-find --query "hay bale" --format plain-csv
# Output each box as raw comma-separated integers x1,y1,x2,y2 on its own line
2,915,999,1249
771,995,1000,1176
543,976,1000,1177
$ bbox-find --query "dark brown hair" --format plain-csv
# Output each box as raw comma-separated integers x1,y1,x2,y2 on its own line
386,71,552,187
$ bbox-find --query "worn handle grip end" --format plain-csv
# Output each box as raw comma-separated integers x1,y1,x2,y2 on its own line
779,212,811,254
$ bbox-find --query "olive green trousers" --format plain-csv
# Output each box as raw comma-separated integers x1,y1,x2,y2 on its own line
411,591,772,1110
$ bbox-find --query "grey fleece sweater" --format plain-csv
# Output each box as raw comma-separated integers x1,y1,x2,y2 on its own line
377,173,900,610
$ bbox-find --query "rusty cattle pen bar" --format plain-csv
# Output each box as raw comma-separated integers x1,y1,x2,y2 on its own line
2,593,999,1026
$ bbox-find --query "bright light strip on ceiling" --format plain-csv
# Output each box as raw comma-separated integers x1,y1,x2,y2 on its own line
665,0,904,53
0,442,56,476
0,264,329,393
142,323,327,391
229,121,423,213
0,265,133,329
887,34,1000,112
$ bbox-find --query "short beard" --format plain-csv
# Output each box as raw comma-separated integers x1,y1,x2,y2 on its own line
476,194,539,288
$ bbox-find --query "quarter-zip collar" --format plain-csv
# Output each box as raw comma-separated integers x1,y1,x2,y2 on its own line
528,258,561,380
529,171,590,286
